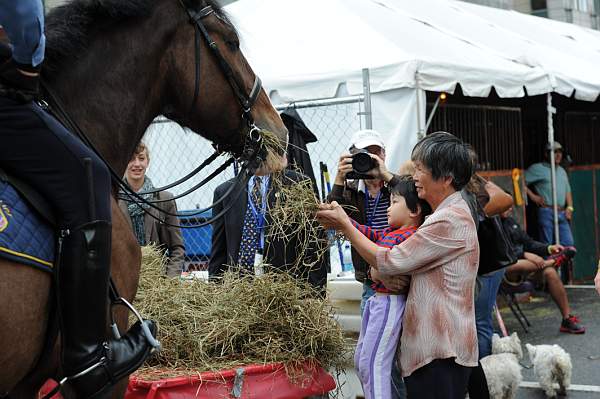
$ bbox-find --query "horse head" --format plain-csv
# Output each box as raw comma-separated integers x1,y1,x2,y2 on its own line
162,0,288,158
43,0,287,173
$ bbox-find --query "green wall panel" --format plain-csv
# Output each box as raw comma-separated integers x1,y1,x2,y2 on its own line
570,169,598,282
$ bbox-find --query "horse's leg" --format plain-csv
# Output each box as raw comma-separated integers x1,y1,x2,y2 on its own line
108,199,143,399
0,262,51,395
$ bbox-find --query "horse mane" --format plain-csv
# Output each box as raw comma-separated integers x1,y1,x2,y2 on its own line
43,0,226,80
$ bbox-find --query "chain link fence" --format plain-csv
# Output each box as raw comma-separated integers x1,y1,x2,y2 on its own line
140,98,365,271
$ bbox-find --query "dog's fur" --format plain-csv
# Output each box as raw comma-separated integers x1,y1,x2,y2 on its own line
525,343,572,397
480,333,523,399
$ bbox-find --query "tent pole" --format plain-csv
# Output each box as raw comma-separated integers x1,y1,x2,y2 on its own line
416,87,425,139
362,68,373,129
425,94,441,133
547,92,560,245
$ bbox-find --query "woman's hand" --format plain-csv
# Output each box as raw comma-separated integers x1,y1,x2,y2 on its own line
378,274,411,293
316,201,352,233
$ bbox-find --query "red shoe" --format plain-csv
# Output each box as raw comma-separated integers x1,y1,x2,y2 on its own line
560,315,585,334
549,247,577,269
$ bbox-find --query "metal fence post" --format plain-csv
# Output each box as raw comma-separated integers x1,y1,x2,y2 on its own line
361,68,373,129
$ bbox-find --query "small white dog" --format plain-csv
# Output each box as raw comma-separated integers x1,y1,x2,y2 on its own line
525,343,572,398
480,333,523,399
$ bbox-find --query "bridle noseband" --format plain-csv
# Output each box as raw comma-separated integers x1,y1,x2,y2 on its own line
182,2,264,161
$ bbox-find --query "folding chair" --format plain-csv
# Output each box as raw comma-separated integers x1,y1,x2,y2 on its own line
498,278,534,333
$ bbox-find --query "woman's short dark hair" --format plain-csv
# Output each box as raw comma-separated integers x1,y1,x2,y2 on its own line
411,131,474,191
389,175,432,219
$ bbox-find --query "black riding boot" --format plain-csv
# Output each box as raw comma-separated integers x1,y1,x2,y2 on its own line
57,221,156,398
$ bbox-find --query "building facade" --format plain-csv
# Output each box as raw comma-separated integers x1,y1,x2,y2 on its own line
463,0,600,29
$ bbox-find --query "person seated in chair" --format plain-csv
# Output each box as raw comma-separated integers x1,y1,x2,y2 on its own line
0,2,156,397
501,207,584,334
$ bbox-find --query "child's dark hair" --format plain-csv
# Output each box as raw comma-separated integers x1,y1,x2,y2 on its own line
389,175,432,220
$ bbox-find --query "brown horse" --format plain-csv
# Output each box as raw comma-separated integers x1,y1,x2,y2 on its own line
0,0,287,397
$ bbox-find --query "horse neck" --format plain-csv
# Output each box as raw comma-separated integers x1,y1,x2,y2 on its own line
47,11,176,176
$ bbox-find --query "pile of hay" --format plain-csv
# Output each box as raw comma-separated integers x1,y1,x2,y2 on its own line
135,246,348,378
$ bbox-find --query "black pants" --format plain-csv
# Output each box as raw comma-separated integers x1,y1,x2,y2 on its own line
404,358,473,399
0,97,110,229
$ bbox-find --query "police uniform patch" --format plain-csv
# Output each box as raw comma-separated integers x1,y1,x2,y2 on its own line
0,205,9,232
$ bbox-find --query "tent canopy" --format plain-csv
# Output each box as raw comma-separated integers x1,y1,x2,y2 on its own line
225,0,600,102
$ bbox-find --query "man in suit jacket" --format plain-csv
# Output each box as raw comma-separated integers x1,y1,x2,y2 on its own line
209,161,328,291
118,143,185,277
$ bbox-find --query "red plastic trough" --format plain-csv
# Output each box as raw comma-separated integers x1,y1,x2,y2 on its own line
39,362,335,399
126,362,336,399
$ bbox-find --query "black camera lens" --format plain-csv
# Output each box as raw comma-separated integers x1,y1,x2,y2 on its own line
352,150,376,174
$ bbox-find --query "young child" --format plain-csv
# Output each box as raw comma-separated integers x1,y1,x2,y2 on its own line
352,175,431,399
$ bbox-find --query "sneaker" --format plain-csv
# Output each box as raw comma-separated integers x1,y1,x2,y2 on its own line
560,315,585,334
549,247,577,268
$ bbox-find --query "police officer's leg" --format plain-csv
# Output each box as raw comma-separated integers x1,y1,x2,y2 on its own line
0,99,155,398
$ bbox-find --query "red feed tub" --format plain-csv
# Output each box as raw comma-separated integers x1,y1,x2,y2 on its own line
126,362,336,399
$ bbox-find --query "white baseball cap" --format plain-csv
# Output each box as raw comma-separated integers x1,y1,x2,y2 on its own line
349,129,385,150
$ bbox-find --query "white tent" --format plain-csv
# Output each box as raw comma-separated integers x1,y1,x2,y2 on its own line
225,0,600,168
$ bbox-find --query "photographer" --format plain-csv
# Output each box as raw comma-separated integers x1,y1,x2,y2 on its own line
327,129,405,399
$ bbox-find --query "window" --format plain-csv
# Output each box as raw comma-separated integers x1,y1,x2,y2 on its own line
531,0,547,10
531,0,548,17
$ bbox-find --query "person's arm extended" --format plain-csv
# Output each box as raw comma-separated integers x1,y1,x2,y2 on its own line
317,202,467,275
483,180,513,216
339,220,380,266
351,219,383,242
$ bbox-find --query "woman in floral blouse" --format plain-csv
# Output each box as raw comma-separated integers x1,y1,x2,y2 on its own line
318,132,478,399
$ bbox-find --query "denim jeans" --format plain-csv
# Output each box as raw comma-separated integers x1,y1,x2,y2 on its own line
360,282,406,399
537,207,574,246
475,269,505,358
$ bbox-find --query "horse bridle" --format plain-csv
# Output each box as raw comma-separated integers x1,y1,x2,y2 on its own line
112,2,272,228
43,1,275,230
183,1,263,157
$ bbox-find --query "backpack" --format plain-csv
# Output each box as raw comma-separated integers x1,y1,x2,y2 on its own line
461,189,517,275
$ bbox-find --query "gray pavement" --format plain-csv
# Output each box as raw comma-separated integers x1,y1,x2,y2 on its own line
497,286,600,398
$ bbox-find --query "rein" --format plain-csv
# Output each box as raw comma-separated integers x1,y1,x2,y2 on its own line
41,1,269,229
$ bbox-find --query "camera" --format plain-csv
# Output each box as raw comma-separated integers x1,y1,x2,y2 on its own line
347,149,376,179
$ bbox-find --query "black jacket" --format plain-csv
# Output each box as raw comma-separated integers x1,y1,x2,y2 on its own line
208,169,328,290
502,216,548,258
281,109,318,190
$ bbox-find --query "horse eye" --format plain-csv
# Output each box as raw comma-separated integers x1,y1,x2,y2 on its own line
226,39,240,51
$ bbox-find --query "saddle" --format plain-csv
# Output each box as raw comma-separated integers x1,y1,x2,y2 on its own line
0,167,56,272
0,167,56,225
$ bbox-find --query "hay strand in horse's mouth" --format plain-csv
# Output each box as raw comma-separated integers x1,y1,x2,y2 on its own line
134,245,349,379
